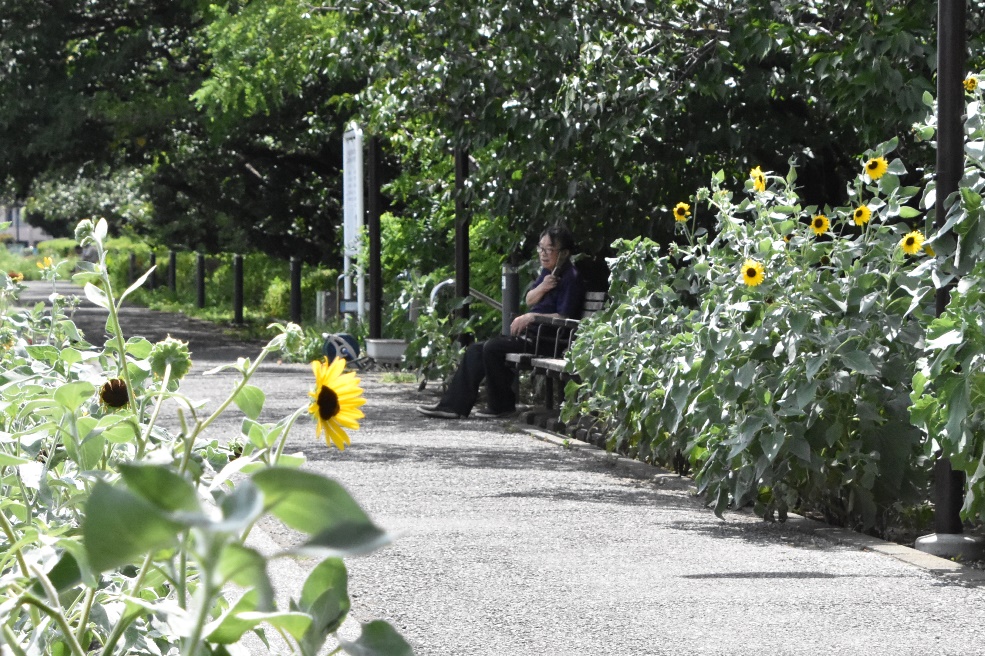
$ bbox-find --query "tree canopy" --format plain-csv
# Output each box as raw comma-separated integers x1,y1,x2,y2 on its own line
2,0,984,270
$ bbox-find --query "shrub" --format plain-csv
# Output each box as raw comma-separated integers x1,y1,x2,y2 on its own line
565,141,935,531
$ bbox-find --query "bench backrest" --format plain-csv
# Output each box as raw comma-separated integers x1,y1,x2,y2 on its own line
526,289,608,358
581,290,607,320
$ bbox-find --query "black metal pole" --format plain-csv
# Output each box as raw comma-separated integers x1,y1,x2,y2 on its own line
502,264,520,336
128,253,137,286
196,252,206,309
454,147,471,335
168,250,177,293
290,257,302,324
933,0,967,534
368,135,383,339
233,254,244,324
148,253,156,291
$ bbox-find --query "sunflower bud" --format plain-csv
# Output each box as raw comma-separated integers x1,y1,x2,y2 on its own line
75,219,95,245
148,336,192,381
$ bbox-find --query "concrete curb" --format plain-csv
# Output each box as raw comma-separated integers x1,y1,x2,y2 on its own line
523,427,985,587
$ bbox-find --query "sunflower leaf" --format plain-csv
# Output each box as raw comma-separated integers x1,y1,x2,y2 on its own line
251,468,391,556
841,350,878,376
84,282,110,310
233,385,265,420
338,621,413,656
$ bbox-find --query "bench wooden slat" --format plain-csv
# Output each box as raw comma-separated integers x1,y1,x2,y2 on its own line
529,357,567,373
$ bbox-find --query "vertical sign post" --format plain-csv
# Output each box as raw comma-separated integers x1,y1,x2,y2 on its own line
367,136,383,340
342,126,366,322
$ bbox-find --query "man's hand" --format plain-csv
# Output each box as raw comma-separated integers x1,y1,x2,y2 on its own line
525,274,559,307
510,312,536,336
537,275,559,293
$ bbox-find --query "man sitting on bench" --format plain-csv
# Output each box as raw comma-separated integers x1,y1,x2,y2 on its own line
417,224,585,419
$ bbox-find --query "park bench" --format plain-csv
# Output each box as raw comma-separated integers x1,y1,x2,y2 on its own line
506,289,691,475
506,290,607,428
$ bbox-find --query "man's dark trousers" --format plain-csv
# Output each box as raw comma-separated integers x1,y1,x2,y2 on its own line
439,335,526,416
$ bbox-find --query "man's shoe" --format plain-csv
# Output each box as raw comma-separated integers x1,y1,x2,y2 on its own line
416,405,463,419
473,408,517,419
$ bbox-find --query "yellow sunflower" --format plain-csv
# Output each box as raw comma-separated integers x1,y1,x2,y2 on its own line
810,214,830,236
865,157,888,180
308,357,366,451
853,205,872,226
36,256,53,270
750,166,766,192
739,259,765,287
673,202,691,222
900,231,925,255
965,77,979,92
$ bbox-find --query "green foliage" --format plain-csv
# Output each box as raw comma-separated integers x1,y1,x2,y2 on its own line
910,74,985,521
405,309,472,390
0,248,53,282
10,0,985,279
25,165,153,238
95,245,338,326
565,144,935,531
0,219,408,654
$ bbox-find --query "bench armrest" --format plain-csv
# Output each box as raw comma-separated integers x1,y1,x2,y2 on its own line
522,314,582,358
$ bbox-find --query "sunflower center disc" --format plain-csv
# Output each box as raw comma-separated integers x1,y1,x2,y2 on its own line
317,386,341,419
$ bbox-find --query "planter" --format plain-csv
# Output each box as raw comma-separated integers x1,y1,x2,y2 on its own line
365,338,408,364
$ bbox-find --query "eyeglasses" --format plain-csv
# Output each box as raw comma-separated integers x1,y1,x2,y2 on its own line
536,245,557,255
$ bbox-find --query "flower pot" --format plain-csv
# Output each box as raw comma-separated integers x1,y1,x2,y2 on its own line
365,338,407,364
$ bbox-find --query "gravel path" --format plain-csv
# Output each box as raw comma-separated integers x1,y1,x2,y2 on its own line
20,281,985,655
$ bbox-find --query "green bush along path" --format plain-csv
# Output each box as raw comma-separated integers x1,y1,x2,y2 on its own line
22,279,985,655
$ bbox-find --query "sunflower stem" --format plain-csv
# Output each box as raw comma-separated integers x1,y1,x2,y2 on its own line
272,406,307,464
196,349,272,438
138,362,172,460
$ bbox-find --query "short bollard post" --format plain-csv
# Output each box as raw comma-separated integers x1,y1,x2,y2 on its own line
233,254,244,324
168,250,177,293
148,253,156,290
290,257,302,324
128,253,137,285
502,264,520,336
934,457,964,534
196,252,206,309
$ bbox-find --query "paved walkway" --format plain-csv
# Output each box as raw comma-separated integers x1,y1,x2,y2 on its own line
18,281,985,655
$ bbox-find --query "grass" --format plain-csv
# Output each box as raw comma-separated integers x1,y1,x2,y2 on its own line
380,371,417,384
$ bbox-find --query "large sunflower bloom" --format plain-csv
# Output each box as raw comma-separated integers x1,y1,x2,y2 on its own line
810,214,830,236
308,357,366,450
673,202,691,222
750,166,766,192
900,231,925,255
865,157,888,180
853,205,872,226
739,259,765,287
